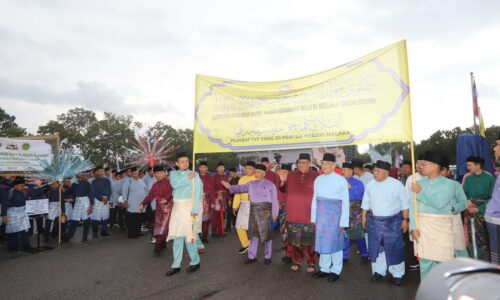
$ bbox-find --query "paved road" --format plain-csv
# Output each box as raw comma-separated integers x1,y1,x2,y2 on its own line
0,228,420,299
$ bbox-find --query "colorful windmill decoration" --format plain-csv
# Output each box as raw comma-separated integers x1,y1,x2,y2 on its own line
126,134,178,167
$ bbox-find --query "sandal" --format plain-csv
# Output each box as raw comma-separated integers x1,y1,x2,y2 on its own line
306,265,315,273
290,263,300,271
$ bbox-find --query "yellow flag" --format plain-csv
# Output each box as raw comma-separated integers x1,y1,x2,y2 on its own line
479,112,486,137
194,40,413,153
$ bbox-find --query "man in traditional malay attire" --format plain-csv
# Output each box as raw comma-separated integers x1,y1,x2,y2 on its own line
1,177,35,252
277,163,292,258
463,155,495,258
361,160,409,286
122,167,148,238
165,153,202,276
279,153,319,272
223,164,279,265
213,162,229,237
486,132,500,264
311,153,349,282
410,151,468,278
90,166,112,238
140,165,173,256
232,161,257,254
341,162,368,263
43,181,66,243
65,172,93,243
198,161,215,243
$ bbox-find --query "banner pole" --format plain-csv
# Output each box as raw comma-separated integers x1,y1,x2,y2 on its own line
57,134,62,245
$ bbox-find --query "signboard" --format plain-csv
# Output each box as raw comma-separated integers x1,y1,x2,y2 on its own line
0,137,53,172
26,198,49,216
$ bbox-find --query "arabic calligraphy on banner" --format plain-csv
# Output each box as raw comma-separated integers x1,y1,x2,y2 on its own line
194,40,413,153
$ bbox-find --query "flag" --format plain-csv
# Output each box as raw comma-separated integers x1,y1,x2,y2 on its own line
471,75,479,118
479,109,486,137
194,40,413,153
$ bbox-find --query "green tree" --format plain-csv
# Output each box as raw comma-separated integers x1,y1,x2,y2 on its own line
0,107,27,137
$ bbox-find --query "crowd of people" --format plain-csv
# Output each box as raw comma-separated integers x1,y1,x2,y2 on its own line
1,133,499,286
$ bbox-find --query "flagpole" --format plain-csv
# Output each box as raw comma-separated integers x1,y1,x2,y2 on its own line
470,72,479,135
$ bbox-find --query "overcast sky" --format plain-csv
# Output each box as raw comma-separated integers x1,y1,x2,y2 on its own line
0,0,498,142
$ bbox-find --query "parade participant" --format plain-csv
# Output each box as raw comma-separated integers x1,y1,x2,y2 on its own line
140,165,173,255
279,153,319,272
61,177,74,236
352,160,374,187
463,156,495,258
410,151,468,278
198,161,215,243
311,153,349,282
262,157,280,189
440,158,453,179
399,161,412,186
222,164,279,265
165,153,202,276
65,172,93,243
341,162,368,263
142,167,157,243
43,181,66,242
90,166,112,238
27,177,45,235
110,170,125,231
277,163,292,258
232,161,257,254
486,133,500,264
122,167,148,238
364,164,373,174
226,167,239,231
213,162,229,237
1,177,35,253
404,154,425,271
361,160,409,286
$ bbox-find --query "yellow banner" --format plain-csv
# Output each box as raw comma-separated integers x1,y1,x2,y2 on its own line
194,40,413,153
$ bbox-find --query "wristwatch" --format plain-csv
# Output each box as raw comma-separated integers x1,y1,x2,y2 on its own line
402,218,409,221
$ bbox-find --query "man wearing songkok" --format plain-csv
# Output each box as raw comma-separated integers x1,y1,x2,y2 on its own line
226,167,240,231
279,153,319,272
232,161,257,254
486,132,500,264
463,155,495,258
213,162,229,237
352,159,374,187
140,165,173,256
361,160,409,286
222,164,278,265
165,153,202,276
198,161,215,243
122,167,148,238
90,166,112,238
1,177,35,252
311,153,349,282
277,163,292,261
65,173,93,243
341,162,368,263
410,151,468,278
43,181,67,243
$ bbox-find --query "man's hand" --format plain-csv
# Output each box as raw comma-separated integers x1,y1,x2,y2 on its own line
2,216,8,224
87,205,93,215
191,213,198,218
211,204,215,209
272,215,278,222
411,229,420,242
233,209,237,216
188,171,195,179
348,183,352,190
138,203,144,212
220,181,231,189
401,219,409,233
278,170,288,183
361,215,367,230
411,183,421,193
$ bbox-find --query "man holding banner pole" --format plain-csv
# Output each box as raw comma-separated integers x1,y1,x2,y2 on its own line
166,152,202,276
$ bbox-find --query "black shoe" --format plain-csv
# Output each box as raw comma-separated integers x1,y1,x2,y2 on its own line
43,237,50,243
328,273,340,282
238,247,249,254
81,239,88,245
393,277,403,286
154,249,161,257
186,264,200,273
92,234,98,238
101,232,110,237
313,271,329,279
201,239,209,244
137,233,145,237
119,228,126,232
282,256,292,264
244,258,257,264
166,268,181,276
370,273,385,282
343,259,349,263
212,233,220,238
361,256,369,264
264,259,272,265
224,228,231,232
409,264,420,271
